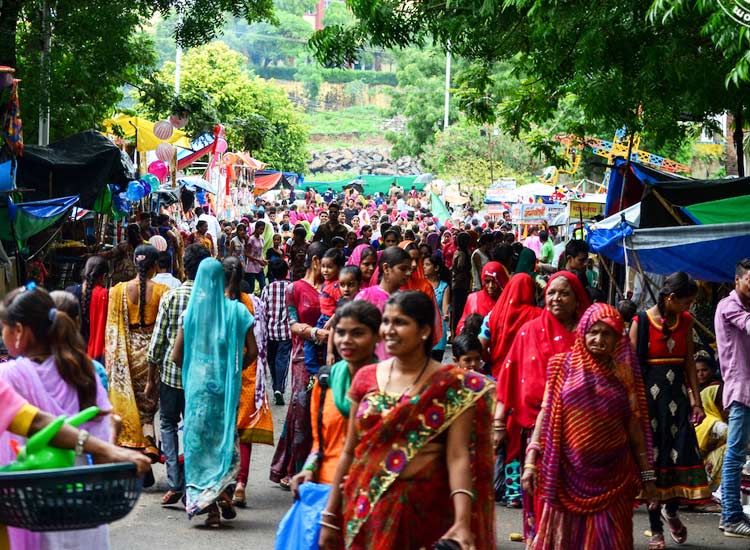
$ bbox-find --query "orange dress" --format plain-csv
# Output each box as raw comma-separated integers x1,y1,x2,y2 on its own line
310,380,347,484
236,293,274,445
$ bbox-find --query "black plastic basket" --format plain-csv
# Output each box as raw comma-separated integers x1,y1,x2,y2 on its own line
0,463,142,531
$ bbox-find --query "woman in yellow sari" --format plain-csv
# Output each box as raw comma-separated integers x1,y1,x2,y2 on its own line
695,383,727,492
105,244,168,458
222,256,274,507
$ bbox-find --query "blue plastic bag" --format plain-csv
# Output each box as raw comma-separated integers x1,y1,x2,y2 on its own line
275,482,332,550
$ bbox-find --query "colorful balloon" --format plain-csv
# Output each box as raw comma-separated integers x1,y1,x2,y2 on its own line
141,173,159,192
168,113,188,129
153,120,174,140
215,138,228,154
149,235,167,252
148,160,169,182
155,142,175,163
126,181,141,202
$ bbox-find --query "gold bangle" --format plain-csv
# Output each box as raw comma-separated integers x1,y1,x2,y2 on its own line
523,464,537,471
450,488,475,500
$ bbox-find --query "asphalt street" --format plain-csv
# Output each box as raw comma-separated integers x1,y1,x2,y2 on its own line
111,372,748,550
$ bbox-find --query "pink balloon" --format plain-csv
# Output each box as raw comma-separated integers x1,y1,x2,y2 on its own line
149,235,167,251
148,160,169,182
168,114,188,129
156,142,175,162
215,138,228,154
153,120,174,139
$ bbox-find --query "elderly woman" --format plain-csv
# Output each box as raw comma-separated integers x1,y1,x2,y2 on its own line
456,261,508,334
522,303,655,550
495,270,590,543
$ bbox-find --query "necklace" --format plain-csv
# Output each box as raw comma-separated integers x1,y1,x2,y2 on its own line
385,355,431,400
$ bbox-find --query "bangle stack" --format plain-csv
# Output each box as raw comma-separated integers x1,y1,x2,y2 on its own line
319,520,341,531
640,469,657,482
321,511,337,519
526,442,541,455
523,463,537,472
493,420,506,432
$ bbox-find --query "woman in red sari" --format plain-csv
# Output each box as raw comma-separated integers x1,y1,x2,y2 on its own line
455,261,508,334
522,303,655,550
270,242,327,488
496,270,590,543
319,291,496,550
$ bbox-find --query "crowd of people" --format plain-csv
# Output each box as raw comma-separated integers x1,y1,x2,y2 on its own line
0,182,748,550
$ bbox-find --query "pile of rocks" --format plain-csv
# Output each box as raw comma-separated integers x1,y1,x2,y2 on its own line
307,148,421,176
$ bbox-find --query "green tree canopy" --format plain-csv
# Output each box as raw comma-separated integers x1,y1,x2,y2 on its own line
138,42,309,173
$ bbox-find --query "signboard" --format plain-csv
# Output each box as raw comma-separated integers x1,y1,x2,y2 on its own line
485,188,516,203
568,201,604,220
490,177,517,190
514,203,566,223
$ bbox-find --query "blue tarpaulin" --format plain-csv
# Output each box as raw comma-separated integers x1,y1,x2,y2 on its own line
0,195,79,241
589,221,750,282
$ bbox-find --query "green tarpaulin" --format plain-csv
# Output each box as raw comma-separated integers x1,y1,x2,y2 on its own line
430,192,451,223
302,175,423,195
682,195,750,225
0,196,79,242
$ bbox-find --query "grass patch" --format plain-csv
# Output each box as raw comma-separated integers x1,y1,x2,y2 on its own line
305,105,385,136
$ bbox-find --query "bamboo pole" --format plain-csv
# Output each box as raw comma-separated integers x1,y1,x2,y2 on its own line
597,254,624,300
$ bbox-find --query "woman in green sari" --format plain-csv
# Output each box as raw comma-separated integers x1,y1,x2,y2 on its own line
172,258,258,527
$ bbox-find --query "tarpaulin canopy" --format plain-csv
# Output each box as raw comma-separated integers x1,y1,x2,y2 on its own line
255,170,298,196
178,176,217,195
588,220,750,282
0,195,79,241
102,114,191,152
303,174,423,195
16,130,135,209
604,158,686,217
176,132,216,170
682,195,750,225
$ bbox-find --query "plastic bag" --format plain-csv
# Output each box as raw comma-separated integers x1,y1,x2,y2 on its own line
275,482,332,550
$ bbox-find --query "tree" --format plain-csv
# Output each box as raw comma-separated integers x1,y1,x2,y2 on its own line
138,42,309,173
322,2,354,28
294,62,324,106
310,0,748,166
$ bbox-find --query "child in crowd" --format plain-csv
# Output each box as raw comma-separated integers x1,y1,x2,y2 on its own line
305,248,344,374
260,259,293,406
325,265,362,365
452,333,483,371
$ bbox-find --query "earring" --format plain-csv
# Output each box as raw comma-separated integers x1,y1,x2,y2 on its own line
422,336,428,341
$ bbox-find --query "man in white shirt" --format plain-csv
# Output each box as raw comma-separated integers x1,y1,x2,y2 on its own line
195,206,221,248
152,252,181,289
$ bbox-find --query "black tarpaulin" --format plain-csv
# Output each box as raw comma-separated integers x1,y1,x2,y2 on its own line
16,130,134,209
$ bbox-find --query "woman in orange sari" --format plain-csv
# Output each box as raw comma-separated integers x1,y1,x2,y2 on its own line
319,291,495,550
222,256,274,507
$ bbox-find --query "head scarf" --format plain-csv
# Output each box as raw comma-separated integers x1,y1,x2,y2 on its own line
482,260,510,290
539,302,652,512
426,232,441,253
347,244,376,288
546,270,591,320
514,247,537,277
488,273,543,378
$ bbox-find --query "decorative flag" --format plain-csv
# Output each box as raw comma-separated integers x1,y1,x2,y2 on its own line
430,191,451,224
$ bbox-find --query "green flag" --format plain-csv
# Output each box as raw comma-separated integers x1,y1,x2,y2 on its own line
430,191,451,224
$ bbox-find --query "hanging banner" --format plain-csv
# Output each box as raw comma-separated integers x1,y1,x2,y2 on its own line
514,203,566,223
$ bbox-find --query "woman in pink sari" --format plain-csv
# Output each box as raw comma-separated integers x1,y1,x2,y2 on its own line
346,244,378,288
0,285,113,549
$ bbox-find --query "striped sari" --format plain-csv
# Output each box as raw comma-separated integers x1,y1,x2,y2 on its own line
531,303,653,550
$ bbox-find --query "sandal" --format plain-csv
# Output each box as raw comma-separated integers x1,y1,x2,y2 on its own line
217,495,237,520
143,436,160,463
662,509,688,544
233,483,247,507
279,477,292,491
204,506,221,528
161,490,183,506
648,533,666,550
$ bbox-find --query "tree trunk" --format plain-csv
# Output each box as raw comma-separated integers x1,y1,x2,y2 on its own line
0,0,23,69
735,108,745,177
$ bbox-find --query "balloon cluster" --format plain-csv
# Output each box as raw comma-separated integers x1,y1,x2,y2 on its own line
195,189,206,206
125,174,161,202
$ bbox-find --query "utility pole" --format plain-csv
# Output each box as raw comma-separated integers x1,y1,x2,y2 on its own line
38,0,51,145
443,42,451,130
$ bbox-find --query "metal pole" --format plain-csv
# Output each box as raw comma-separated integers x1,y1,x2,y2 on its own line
443,42,451,130
38,0,51,145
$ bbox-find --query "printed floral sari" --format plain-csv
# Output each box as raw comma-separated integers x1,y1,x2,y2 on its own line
342,364,496,549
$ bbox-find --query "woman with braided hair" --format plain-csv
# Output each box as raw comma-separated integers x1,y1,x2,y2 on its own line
105,244,168,460
66,255,109,362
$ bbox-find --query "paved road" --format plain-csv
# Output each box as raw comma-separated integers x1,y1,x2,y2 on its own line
111,398,747,549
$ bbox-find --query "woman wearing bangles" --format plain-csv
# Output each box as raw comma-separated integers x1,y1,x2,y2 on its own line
270,242,328,489
521,303,656,550
318,291,496,550
630,273,710,548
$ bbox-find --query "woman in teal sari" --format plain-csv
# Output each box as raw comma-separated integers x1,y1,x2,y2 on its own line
172,258,258,527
